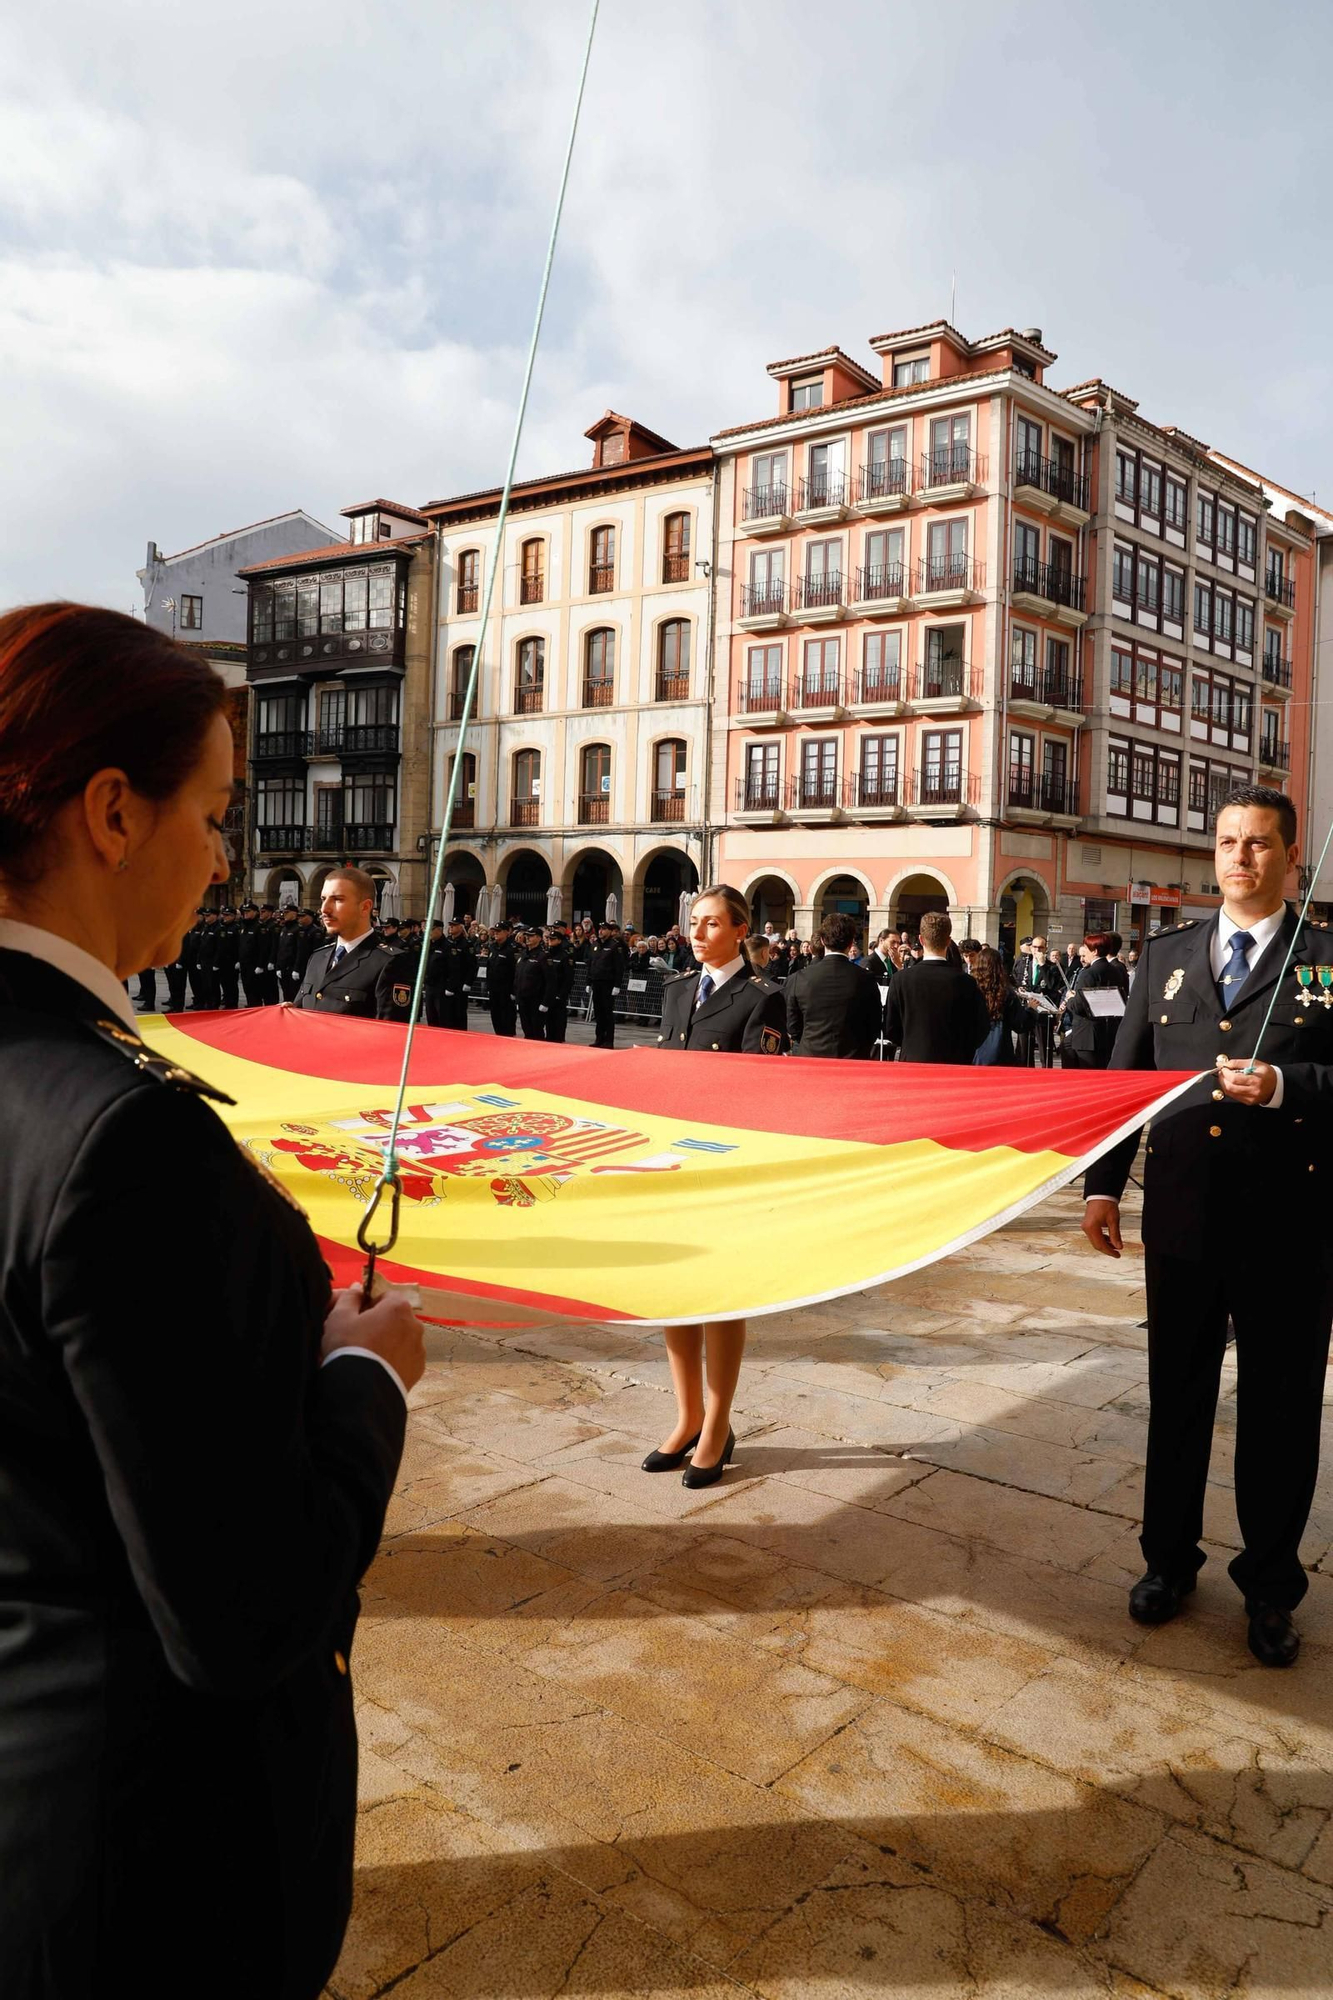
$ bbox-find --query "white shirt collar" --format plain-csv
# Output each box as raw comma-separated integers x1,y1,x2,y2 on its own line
1215,904,1286,975
698,953,745,991
330,928,374,955
0,919,140,1033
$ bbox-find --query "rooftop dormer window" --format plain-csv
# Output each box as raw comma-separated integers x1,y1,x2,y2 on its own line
789,375,824,411
892,355,929,387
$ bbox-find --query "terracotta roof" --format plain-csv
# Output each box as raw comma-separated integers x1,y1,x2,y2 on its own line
422,445,712,518
583,410,679,453
154,510,337,563
1206,452,1333,531
340,497,430,523
868,319,964,349
867,321,1055,361
972,325,1058,361
711,365,1013,443
1059,378,1140,412
766,346,878,388
236,532,428,577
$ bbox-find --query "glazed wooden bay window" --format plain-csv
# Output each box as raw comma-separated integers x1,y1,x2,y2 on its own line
1106,737,1180,827
1191,668,1252,752
1109,645,1183,731
251,565,396,646
344,684,399,755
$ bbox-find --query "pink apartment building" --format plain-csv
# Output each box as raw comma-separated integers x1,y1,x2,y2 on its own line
711,321,1315,954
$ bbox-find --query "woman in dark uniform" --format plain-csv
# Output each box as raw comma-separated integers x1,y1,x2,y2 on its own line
646,886,786,1488
0,604,425,2000
1060,930,1131,1069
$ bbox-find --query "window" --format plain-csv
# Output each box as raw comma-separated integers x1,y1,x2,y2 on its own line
1116,453,1138,506
255,777,305,829
256,692,302,745
1014,520,1041,588
1238,516,1256,566
921,728,963,802
296,577,318,638
1113,545,1135,600
752,451,788,508
179,593,202,629
1136,551,1160,612
1107,742,1131,796
892,356,929,386
652,739,687,820
580,743,612,821
923,622,966,696
1194,581,1212,637
457,549,480,613
1193,667,1250,749
662,512,690,583
1016,416,1042,475
520,538,544,604
744,740,780,807
1162,566,1185,623
515,636,544,713
800,637,841,705
799,737,838,804
368,567,394,630
657,618,691,697
804,536,842,604
589,525,615,593
450,645,475,720
862,526,905,594
925,517,968,588
747,546,786,611
343,772,395,831
1141,464,1163,517
1045,636,1074,706
860,629,902,701
343,571,368,631
859,733,899,806
1042,738,1069,812
1236,599,1255,653
348,684,396,727
1107,738,1180,823
317,686,345,749
1009,730,1036,807
272,579,296,640
1011,626,1038,694
447,751,477,825
1165,478,1188,531
865,426,909,498
584,626,615,704
512,749,541,824
1197,493,1215,545
927,413,971,483
1217,507,1237,557
1214,593,1233,643
251,585,275,645
745,642,784,708
790,374,824,410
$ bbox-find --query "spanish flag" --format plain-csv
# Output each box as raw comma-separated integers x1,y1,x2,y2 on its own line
141,1011,1192,1326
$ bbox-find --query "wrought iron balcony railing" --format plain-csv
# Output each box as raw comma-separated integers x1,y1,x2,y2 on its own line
1013,450,1089,511
920,445,986,490
853,561,910,603
742,483,790,521
857,458,911,503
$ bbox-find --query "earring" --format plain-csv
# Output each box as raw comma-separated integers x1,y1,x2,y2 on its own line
117,859,130,873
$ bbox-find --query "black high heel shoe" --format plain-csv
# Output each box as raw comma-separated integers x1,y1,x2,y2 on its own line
681,1428,734,1489
641,1430,701,1473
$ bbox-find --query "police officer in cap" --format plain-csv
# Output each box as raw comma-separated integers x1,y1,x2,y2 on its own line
589,920,628,1049
191,907,220,1009
486,916,518,1037
425,915,474,1030
236,901,266,1007
543,922,574,1043
515,924,550,1040
293,866,409,1018
1084,786,1333,1667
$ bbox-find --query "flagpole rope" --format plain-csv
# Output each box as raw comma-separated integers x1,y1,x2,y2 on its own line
1243,807,1333,1074
356,0,601,1286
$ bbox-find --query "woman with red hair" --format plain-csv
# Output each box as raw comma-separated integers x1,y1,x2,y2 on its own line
0,604,425,1999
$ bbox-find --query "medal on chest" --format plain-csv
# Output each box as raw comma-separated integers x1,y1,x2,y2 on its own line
1297,964,1314,1009
1163,969,1185,1001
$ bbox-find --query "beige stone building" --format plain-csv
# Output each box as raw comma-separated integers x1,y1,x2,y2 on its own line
421,414,714,932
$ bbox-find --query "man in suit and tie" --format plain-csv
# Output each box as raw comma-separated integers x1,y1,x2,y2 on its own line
787,913,886,1058
293,866,407,1018
1084,786,1333,1666
883,909,988,1063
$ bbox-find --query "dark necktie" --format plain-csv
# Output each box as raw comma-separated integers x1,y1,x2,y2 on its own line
331,941,347,968
1216,929,1251,1009
695,970,715,1010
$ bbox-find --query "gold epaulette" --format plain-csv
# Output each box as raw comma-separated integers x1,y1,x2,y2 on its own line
88,1017,236,1105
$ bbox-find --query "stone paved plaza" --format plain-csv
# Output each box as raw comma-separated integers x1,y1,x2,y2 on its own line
327,1178,1333,1999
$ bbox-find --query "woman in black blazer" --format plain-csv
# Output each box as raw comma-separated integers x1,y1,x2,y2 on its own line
1061,931,1131,1069
0,604,425,1999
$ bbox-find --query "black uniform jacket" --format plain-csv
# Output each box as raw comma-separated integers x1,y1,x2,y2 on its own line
589,941,628,989
882,957,989,1063
657,966,787,1053
786,953,885,1059
1086,910,1333,1260
1062,955,1130,1064
0,949,406,1998
295,932,403,1018
485,940,517,1006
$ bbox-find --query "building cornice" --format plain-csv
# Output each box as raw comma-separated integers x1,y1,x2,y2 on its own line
423,448,713,527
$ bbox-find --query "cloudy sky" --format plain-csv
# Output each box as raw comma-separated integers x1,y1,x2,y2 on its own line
5,0,1332,612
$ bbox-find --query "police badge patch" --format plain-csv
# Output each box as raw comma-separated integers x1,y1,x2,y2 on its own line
393,984,411,1009
760,1026,783,1054
1163,969,1185,1000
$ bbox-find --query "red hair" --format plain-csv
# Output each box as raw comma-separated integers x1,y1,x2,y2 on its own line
0,603,228,876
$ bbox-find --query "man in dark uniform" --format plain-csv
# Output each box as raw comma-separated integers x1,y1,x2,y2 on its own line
515,925,550,1040
212,905,240,1008
189,908,219,1009
293,867,406,1019
1085,787,1333,1667
134,962,158,1011
589,920,628,1048
256,904,282,1004
544,923,574,1043
236,901,267,1007
786,912,883,1057
273,905,304,1003
163,933,189,1013
426,916,474,1030
486,917,518,1037
657,893,787,1054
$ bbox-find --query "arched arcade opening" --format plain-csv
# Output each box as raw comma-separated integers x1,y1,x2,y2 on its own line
640,848,698,935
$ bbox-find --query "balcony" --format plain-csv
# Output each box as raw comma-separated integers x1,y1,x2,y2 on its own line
791,672,845,718
1262,654,1294,695
791,570,847,623
916,554,984,606
651,789,687,823
1007,768,1081,822
579,793,610,824
1040,774,1081,820
582,679,615,708
1259,739,1292,773
913,660,980,711
341,823,395,852
856,458,913,514
919,446,986,501
1008,666,1085,722
738,582,789,631
849,561,912,616
851,665,907,713
253,729,310,761
741,484,792,534
342,723,400,756
1011,556,1088,626
312,727,344,756
253,822,310,855
588,564,616,595
449,799,475,830
734,675,789,723
733,776,786,822
514,684,544,714
788,773,846,820
794,474,849,524
849,772,905,819
655,671,691,702
510,800,540,828
662,553,690,584
1013,450,1090,523
457,585,478,614
519,572,544,604
909,767,978,818
1265,571,1296,616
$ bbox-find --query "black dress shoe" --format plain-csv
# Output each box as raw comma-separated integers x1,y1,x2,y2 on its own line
1128,1571,1196,1625
1247,1605,1300,1668
641,1430,700,1473
682,1428,734,1489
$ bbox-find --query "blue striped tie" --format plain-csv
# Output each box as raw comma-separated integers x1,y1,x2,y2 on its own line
1216,929,1251,1010
694,970,714,1010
